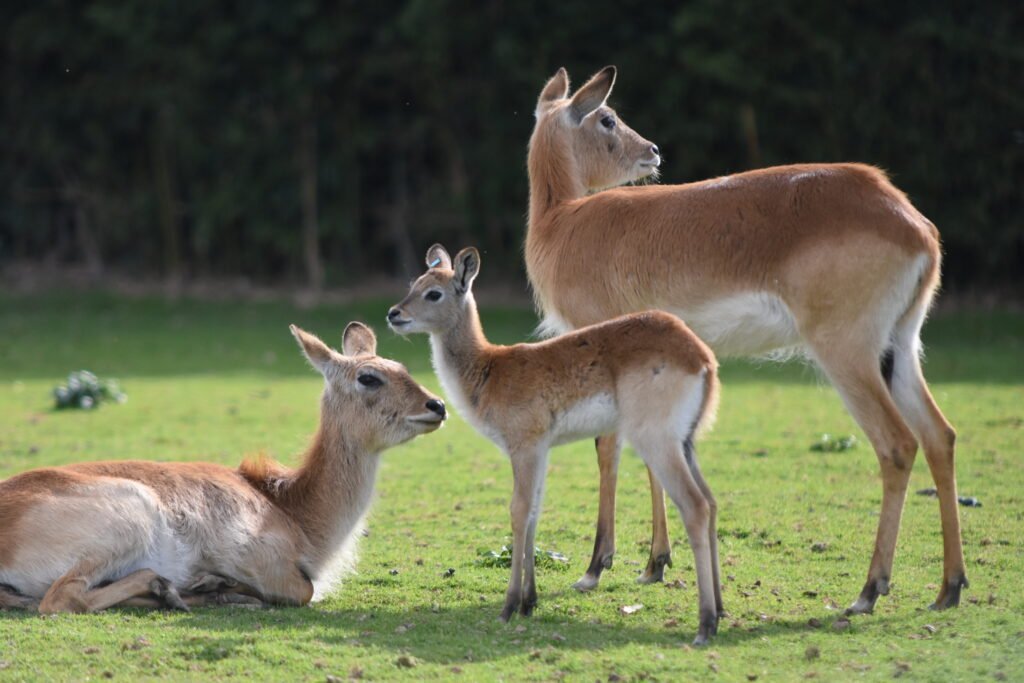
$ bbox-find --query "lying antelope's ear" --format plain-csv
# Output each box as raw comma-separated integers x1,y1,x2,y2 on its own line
569,65,616,123
425,243,452,270
453,247,481,295
536,67,570,115
342,321,377,357
290,324,335,374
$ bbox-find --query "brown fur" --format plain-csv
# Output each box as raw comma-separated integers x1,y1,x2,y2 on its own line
390,246,723,644
524,66,964,614
0,323,445,614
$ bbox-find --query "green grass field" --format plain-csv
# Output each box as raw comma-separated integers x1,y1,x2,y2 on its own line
0,292,1021,681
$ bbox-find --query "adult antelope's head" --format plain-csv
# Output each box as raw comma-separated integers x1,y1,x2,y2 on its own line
387,244,480,336
290,322,446,450
531,66,660,192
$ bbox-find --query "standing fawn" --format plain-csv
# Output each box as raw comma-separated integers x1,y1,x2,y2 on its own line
0,323,446,614
388,245,722,644
526,66,965,614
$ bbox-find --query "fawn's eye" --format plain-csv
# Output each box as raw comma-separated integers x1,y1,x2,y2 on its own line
600,115,616,129
425,290,443,302
358,374,383,388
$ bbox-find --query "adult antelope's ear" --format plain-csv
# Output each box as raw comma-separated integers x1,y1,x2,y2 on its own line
569,65,616,123
342,321,377,357
536,67,570,116
453,247,481,295
290,324,335,375
425,243,452,270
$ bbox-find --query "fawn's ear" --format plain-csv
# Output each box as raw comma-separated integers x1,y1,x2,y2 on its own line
569,65,616,123
453,247,480,295
342,321,377,357
290,324,336,375
536,67,570,115
425,244,452,270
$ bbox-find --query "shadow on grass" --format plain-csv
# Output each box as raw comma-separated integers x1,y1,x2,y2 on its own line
0,595,897,666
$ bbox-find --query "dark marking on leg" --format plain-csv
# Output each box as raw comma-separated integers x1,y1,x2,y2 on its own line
931,574,968,610
880,346,895,390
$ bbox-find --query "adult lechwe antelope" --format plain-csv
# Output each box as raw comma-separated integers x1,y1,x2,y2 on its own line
526,65,965,614
388,245,723,644
0,323,446,614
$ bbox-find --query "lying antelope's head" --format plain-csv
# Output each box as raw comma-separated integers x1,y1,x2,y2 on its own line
531,66,660,192
387,244,479,336
290,322,446,450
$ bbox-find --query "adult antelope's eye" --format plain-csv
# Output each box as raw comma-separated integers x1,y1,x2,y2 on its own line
358,374,383,388
600,115,616,129
425,290,443,302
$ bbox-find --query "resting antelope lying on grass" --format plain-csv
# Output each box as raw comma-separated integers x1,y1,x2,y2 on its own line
0,323,446,614
388,245,722,644
525,66,965,614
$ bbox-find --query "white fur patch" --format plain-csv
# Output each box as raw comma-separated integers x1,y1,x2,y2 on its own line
671,292,801,358
551,393,619,446
429,335,508,451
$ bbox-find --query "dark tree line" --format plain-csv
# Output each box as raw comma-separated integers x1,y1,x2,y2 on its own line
1,1,1021,291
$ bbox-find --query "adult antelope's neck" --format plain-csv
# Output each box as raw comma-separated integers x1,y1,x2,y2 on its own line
527,121,586,230
285,421,379,553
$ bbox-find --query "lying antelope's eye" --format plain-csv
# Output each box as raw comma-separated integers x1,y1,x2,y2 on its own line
600,115,616,129
425,290,443,302
358,374,383,388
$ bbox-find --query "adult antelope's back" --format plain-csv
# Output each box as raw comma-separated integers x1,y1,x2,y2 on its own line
525,65,965,614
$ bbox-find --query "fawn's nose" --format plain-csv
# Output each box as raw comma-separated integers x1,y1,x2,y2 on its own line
650,144,660,157
425,399,446,418
387,308,402,321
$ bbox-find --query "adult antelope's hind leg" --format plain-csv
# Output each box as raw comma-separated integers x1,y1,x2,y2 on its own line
813,345,920,615
39,564,188,614
574,434,621,592
636,466,672,584
890,321,967,608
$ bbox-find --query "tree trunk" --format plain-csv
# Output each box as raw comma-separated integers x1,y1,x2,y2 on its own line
298,97,324,291
151,104,183,289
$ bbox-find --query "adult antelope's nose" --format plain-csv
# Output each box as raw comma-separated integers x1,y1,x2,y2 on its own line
387,308,402,321
650,144,660,157
426,399,446,418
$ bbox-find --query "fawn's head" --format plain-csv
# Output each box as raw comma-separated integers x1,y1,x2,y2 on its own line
530,66,660,193
291,322,445,450
387,245,480,336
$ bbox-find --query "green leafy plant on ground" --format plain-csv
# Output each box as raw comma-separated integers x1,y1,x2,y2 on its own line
52,370,126,410
0,294,1021,681
476,546,571,571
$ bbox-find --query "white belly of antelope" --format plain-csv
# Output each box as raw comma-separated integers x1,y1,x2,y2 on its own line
672,292,801,358
551,393,619,446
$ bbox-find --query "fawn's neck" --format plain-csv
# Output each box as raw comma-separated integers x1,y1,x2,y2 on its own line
428,295,493,413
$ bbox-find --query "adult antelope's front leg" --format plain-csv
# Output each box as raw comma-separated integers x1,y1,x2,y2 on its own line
574,434,621,592
636,466,672,585
501,447,547,622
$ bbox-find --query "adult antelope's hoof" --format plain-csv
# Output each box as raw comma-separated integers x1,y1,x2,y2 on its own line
572,574,600,593
636,552,672,585
845,576,889,615
930,575,968,610
150,578,189,612
189,574,238,593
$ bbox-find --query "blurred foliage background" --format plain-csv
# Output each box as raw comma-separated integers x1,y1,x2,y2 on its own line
1,1,1021,292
